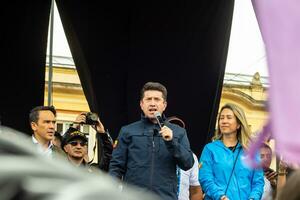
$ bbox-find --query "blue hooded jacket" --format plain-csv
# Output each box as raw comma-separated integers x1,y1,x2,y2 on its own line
199,140,264,200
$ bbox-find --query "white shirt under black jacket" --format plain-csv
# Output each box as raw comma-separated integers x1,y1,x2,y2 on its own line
32,135,53,158
177,153,200,200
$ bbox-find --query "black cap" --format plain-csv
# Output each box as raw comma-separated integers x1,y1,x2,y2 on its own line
61,127,88,148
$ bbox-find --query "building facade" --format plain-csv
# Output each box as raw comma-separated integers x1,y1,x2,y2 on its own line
220,72,269,134
45,56,271,164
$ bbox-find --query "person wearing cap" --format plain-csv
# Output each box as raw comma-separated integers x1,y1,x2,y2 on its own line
62,127,89,167
62,112,113,172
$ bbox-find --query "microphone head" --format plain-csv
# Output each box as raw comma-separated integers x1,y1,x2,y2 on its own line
154,111,161,118
154,111,164,128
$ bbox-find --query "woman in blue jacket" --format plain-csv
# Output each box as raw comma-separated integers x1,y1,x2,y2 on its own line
199,103,264,200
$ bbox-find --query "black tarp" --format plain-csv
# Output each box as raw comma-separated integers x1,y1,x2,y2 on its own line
56,0,234,155
0,1,234,156
0,1,52,134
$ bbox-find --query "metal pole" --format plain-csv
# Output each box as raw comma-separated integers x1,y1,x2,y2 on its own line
47,0,54,106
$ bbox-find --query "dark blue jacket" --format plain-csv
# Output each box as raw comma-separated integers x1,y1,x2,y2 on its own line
109,116,194,200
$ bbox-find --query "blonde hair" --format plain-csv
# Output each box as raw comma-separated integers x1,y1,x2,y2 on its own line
213,103,252,149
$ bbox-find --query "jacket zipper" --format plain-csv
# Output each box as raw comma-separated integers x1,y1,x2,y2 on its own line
149,133,155,189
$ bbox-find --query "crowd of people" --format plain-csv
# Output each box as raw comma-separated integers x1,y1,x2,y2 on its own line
17,81,298,200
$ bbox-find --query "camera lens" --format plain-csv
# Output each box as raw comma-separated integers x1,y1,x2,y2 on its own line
85,112,98,125
89,113,98,121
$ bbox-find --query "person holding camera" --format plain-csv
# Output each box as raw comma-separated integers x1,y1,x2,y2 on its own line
62,112,113,172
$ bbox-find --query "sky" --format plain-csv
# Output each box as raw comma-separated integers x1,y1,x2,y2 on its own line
47,2,72,58
48,1,269,77
225,0,269,77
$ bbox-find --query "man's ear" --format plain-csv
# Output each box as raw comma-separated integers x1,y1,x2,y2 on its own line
140,100,143,109
31,122,37,131
163,101,167,111
63,145,68,152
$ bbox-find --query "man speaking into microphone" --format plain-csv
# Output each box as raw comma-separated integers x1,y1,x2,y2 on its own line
109,82,194,200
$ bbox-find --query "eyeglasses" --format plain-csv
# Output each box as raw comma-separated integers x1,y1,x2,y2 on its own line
68,141,87,147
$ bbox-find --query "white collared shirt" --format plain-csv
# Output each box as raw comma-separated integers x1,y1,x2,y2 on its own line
262,176,273,200
32,135,53,158
178,153,200,200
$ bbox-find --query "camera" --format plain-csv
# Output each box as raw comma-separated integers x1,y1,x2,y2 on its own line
85,112,98,125
264,167,274,173
264,167,278,178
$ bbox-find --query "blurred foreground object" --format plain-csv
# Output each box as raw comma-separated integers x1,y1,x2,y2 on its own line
250,0,300,164
248,0,300,165
0,126,159,200
276,170,300,200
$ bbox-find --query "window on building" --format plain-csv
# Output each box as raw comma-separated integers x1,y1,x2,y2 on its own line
56,122,63,134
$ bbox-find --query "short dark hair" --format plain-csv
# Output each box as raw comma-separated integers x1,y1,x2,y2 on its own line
29,106,56,125
140,82,167,101
54,131,63,142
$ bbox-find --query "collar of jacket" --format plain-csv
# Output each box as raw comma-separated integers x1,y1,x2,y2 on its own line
140,113,167,137
215,140,242,151
140,113,167,123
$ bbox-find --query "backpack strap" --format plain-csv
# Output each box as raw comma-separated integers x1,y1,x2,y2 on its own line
166,116,185,128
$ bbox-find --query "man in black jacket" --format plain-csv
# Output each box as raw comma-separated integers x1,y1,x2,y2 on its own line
109,82,194,200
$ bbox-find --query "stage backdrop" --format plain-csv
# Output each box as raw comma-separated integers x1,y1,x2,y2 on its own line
0,1,52,134
0,0,234,155
56,0,234,155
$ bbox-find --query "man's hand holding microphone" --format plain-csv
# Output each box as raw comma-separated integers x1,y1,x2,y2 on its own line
154,111,173,141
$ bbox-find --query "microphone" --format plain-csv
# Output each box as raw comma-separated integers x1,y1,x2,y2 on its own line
154,111,171,141
154,111,165,128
